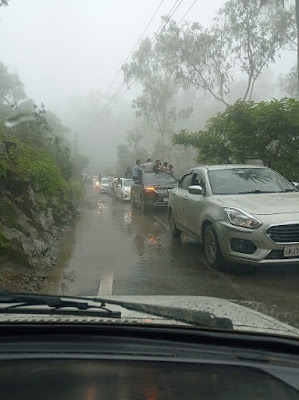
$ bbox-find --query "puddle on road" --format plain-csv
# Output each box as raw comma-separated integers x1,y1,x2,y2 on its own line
40,190,167,296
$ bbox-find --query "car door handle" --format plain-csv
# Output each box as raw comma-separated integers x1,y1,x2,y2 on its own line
184,196,188,201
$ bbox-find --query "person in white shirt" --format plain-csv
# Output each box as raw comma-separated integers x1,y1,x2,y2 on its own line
142,158,154,171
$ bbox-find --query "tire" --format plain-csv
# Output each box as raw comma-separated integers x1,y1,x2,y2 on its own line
203,224,227,271
169,209,182,238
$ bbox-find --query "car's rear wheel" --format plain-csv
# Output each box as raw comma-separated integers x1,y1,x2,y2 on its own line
204,224,227,271
169,209,182,238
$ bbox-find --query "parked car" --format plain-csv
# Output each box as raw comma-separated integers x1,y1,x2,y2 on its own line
168,164,299,272
100,177,110,193
131,171,177,212
115,178,133,201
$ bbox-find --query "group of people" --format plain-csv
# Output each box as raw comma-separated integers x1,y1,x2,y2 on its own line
131,158,174,181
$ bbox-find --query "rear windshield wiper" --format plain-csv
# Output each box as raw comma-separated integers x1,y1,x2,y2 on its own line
0,291,121,318
0,292,233,330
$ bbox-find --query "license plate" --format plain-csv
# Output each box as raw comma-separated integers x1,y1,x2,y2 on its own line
284,245,299,257
163,198,169,202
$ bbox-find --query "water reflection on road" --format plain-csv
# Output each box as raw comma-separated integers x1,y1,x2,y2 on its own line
41,186,299,329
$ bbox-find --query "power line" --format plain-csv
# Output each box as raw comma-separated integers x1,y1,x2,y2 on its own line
90,0,184,125
96,0,198,122
88,0,166,119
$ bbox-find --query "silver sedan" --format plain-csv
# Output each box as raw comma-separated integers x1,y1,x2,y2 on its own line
168,165,299,272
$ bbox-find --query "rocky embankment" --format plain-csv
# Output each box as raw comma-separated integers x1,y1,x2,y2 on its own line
0,179,79,293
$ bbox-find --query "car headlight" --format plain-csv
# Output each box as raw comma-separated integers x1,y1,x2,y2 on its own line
223,207,262,229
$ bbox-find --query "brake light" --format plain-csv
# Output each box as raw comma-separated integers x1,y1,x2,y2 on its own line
145,186,156,192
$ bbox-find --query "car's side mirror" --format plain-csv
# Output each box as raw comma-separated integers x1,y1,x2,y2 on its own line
188,185,204,195
291,182,299,188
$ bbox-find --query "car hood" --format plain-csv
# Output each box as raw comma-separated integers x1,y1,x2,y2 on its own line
0,295,298,338
217,193,299,215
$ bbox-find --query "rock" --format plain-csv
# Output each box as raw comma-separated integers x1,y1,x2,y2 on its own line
33,239,48,256
35,193,47,207
46,208,54,224
51,197,59,207
27,186,37,207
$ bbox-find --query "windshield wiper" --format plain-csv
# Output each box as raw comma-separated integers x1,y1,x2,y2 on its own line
238,190,276,194
88,296,233,330
281,188,296,193
0,291,233,330
0,291,121,318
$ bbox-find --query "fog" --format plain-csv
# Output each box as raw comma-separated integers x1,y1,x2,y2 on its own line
0,0,296,175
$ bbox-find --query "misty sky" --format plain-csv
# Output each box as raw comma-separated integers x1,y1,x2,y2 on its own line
0,1,223,108
0,0,296,172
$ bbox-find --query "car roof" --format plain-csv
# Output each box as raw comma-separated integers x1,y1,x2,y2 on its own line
189,164,268,173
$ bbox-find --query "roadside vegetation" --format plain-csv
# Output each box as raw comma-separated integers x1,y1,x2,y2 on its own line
0,60,89,269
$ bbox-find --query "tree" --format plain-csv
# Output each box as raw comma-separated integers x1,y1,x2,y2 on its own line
122,38,192,160
261,0,299,91
116,129,148,176
173,98,299,179
0,62,26,116
280,64,299,97
157,0,295,104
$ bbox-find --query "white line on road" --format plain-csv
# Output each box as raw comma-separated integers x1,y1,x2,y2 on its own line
98,272,114,296
153,216,170,231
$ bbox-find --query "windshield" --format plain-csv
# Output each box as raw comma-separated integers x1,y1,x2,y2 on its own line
0,0,298,340
209,168,296,195
143,173,177,185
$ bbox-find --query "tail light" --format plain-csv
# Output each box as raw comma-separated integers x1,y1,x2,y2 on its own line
145,186,156,192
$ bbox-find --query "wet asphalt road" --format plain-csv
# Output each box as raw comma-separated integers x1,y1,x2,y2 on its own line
43,185,299,328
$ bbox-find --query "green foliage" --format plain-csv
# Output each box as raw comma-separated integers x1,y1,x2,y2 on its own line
0,201,18,229
15,140,68,197
173,98,299,179
69,181,85,204
0,229,7,250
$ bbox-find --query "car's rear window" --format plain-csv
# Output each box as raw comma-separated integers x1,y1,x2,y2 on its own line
143,173,177,185
101,178,109,184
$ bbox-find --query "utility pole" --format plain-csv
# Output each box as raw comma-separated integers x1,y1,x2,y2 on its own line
73,133,80,179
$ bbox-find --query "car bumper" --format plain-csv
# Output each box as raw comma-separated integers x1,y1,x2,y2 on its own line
215,218,299,266
147,198,169,207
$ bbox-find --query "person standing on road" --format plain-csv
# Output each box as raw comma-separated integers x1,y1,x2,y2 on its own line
132,159,144,182
142,158,154,171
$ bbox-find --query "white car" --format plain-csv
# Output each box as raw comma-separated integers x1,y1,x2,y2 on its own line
115,178,133,201
100,177,110,193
